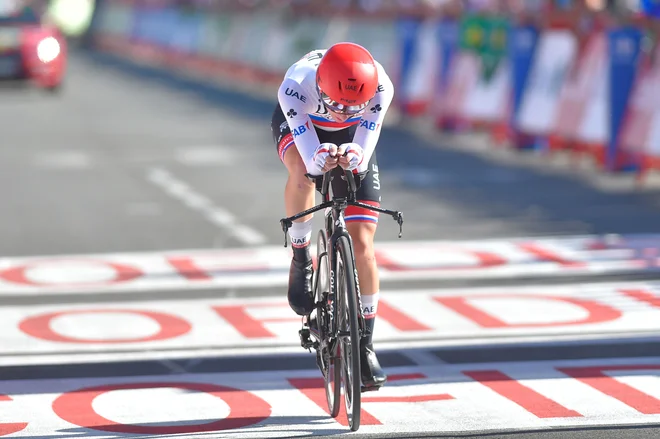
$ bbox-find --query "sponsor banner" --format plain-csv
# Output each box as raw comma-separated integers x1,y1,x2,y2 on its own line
4,359,660,436
552,33,608,150
459,14,509,85
433,18,459,103
619,44,660,165
439,51,480,126
3,281,660,355
397,18,439,115
575,34,609,152
641,0,660,18
432,18,461,128
607,26,644,171
394,17,422,111
454,13,510,128
461,58,509,126
516,29,577,137
507,24,539,136
0,235,655,295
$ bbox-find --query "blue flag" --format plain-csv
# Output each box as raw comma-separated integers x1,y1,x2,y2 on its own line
640,0,660,18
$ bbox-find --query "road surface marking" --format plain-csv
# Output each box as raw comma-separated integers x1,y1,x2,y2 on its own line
145,167,266,245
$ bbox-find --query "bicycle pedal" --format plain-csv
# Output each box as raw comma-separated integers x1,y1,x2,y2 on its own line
298,328,314,350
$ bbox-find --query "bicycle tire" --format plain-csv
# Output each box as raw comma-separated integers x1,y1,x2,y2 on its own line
336,235,361,431
316,229,341,418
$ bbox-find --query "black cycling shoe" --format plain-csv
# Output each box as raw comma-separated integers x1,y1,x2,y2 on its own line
287,257,314,316
360,317,387,389
360,343,387,389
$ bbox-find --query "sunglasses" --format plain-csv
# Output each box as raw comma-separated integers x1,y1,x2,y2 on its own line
318,86,370,116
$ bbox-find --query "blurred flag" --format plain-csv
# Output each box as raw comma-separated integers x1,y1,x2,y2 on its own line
640,0,660,17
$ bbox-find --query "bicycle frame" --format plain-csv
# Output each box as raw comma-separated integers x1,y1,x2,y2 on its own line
281,167,403,429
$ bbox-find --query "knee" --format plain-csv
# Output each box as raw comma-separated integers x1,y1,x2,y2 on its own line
348,223,376,261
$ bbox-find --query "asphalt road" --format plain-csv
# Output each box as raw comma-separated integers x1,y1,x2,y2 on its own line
1,50,660,438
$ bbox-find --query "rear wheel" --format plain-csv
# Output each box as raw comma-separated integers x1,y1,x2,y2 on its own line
336,235,361,431
316,230,340,418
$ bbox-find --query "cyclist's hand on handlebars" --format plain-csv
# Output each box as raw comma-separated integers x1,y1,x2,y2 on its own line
337,143,364,171
313,143,340,173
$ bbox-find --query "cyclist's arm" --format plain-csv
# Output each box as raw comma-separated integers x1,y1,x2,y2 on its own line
277,78,322,174
352,63,394,173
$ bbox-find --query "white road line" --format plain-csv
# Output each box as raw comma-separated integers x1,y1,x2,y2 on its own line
32,151,93,170
175,146,234,166
145,167,267,245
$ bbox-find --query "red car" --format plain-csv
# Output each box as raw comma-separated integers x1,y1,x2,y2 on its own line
0,5,66,92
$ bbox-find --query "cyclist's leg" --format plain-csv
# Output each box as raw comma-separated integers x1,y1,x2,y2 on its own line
345,152,387,388
272,104,315,316
344,152,381,300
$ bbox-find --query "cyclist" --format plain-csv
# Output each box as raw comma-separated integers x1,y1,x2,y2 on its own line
270,42,394,389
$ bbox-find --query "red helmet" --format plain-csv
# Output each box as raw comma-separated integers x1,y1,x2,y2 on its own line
316,42,379,115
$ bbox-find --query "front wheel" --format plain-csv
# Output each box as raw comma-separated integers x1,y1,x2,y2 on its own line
316,230,340,418
336,235,361,431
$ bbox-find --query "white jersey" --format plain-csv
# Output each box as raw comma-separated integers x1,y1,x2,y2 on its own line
277,49,394,174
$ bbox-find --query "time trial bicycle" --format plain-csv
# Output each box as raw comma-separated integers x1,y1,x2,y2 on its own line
280,165,404,431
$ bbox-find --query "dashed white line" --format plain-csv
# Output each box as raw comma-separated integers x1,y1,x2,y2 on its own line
146,167,267,246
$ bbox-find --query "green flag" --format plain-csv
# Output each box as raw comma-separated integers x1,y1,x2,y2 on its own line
460,14,509,83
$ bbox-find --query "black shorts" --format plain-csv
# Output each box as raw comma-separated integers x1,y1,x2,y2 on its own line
271,104,382,224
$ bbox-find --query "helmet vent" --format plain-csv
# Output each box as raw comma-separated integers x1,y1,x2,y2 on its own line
338,81,342,92
359,84,364,92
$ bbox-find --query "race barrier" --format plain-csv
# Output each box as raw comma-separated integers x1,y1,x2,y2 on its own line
86,1,660,181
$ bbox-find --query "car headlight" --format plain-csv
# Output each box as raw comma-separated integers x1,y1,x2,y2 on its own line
37,37,61,63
